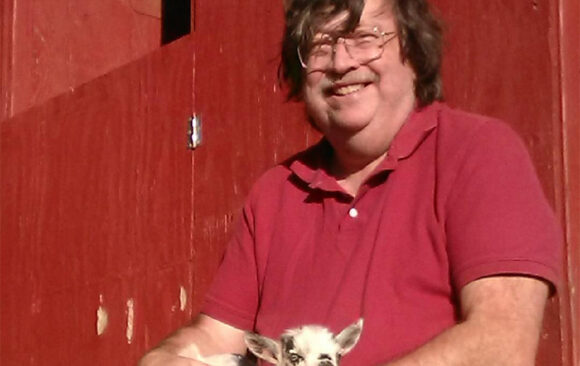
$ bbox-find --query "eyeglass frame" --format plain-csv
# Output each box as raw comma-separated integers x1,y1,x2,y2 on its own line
297,26,397,71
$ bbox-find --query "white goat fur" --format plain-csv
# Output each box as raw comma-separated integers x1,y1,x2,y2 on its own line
247,319,363,366
177,319,363,366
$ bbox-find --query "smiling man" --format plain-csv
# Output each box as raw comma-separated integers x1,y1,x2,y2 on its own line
139,0,562,365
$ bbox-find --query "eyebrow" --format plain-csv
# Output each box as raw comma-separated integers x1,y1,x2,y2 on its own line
314,24,379,39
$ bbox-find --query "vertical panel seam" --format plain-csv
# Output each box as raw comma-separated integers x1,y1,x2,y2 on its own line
555,0,579,364
188,35,196,318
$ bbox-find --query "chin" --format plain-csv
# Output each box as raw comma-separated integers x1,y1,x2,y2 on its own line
329,113,374,132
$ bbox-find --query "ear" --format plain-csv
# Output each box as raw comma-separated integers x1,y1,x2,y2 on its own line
334,318,364,356
244,332,280,364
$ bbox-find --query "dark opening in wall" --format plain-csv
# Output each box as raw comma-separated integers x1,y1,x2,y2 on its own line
161,0,191,44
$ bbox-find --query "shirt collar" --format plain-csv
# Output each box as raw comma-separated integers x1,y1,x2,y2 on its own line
287,139,345,193
288,102,442,191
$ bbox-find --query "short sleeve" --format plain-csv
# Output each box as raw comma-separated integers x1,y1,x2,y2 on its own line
201,203,259,330
444,120,562,292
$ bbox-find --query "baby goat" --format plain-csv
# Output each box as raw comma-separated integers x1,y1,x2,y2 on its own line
246,319,363,366
179,319,363,366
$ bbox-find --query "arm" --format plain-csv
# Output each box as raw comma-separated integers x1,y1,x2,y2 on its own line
139,314,247,366
384,275,549,366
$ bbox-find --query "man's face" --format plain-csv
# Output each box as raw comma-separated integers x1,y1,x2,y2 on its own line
302,0,416,155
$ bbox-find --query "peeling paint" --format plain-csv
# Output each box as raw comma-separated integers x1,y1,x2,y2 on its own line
96,306,108,336
30,298,42,315
97,295,108,336
180,286,187,311
126,298,135,344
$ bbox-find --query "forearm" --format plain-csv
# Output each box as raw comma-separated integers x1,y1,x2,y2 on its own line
382,317,540,366
139,314,246,366
139,325,212,366
383,277,548,366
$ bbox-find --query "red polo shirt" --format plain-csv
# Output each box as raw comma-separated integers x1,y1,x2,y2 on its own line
201,102,562,365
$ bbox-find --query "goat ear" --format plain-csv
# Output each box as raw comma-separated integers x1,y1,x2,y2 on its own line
335,318,364,356
244,332,280,364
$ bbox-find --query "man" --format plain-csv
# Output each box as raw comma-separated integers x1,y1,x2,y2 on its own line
140,0,562,364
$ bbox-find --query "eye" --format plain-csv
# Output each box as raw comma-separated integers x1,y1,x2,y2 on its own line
309,38,333,57
348,30,379,48
288,353,304,364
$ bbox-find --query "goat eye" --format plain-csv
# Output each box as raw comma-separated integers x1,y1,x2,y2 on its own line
288,353,303,364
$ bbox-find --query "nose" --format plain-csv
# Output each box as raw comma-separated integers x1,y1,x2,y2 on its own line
318,361,335,366
330,40,359,74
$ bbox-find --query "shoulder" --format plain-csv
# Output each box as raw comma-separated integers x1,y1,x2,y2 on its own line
434,104,531,173
433,104,542,215
245,164,292,208
436,104,523,147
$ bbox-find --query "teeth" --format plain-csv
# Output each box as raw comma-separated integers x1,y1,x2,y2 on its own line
335,84,364,96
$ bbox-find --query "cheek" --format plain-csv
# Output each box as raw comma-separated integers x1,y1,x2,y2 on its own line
304,71,329,99
304,71,320,87
388,62,415,88
372,53,415,90
303,81,329,122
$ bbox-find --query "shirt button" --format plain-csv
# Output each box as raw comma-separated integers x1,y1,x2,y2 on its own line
348,208,359,218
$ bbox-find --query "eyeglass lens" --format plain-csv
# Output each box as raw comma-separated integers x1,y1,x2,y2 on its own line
299,28,395,71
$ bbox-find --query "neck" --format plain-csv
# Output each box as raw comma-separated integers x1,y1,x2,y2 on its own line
329,101,415,196
330,150,388,196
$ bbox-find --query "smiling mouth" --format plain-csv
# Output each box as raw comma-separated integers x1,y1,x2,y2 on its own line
331,83,369,96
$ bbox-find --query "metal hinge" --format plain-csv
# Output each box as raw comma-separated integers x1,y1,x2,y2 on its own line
188,115,202,150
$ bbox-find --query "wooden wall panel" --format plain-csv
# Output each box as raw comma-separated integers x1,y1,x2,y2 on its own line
0,36,194,365
0,0,14,121
2,0,161,120
191,0,318,312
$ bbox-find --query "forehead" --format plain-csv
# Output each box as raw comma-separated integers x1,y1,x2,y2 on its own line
362,0,393,24
319,0,393,33
283,327,339,354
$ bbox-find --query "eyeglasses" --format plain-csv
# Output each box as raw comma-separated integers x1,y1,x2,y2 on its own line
297,26,397,71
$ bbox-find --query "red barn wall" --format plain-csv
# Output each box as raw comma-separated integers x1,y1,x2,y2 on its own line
0,0,577,365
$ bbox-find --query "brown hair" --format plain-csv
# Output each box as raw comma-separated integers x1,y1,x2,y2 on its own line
280,0,444,107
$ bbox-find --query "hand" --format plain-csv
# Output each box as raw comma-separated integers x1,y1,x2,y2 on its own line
139,347,252,366
138,348,207,366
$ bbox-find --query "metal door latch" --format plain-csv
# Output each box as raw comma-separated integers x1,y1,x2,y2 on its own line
188,115,202,149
